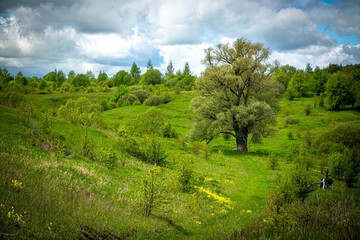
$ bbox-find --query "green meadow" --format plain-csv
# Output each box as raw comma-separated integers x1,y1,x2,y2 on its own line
1,89,360,239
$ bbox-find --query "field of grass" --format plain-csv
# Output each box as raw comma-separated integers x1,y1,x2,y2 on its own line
1,91,360,239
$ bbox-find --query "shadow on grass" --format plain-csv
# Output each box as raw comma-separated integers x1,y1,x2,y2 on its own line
153,215,192,236
222,149,270,157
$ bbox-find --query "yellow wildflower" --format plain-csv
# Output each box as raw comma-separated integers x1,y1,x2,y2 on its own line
11,180,23,189
246,210,252,213
195,221,202,225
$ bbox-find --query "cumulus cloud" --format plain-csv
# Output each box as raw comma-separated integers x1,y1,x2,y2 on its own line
309,1,360,38
271,44,360,70
0,0,359,77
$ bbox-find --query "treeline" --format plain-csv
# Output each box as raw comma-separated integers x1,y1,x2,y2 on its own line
274,63,360,110
0,60,196,95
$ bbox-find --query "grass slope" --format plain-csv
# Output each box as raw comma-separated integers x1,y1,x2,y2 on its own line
1,92,360,239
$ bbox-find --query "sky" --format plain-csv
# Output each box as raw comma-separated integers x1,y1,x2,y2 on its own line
0,0,359,78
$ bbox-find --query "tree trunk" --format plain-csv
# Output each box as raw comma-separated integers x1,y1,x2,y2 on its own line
236,134,248,152
233,118,249,152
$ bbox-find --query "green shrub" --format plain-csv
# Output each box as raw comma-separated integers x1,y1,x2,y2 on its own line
131,108,165,136
117,93,140,106
288,132,294,140
284,88,296,100
190,143,202,156
161,93,172,104
110,85,129,103
143,95,162,106
325,72,355,110
268,154,279,170
100,100,110,111
118,134,167,166
58,97,103,127
285,116,300,125
178,160,194,192
0,92,26,108
137,166,167,217
329,152,345,180
312,123,360,154
269,166,314,206
96,147,117,170
142,136,168,166
131,89,149,104
161,122,178,139
304,103,312,115
303,130,313,148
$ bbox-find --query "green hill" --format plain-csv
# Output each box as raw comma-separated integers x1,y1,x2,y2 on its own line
1,91,360,239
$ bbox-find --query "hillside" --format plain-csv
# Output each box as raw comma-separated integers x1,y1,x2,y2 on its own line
1,90,360,239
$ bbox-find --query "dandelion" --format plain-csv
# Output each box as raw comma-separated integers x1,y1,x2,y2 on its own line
246,210,252,213
195,221,202,225
48,222,53,230
11,180,23,190
219,209,228,214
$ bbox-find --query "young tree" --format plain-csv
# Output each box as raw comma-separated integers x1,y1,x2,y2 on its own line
325,72,355,110
85,70,95,81
141,69,162,85
166,61,174,78
189,38,278,152
147,59,153,71
130,62,141,81
97,71,108,82
183,62,191,75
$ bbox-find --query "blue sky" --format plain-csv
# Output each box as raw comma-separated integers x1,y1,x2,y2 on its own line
0,0,359,77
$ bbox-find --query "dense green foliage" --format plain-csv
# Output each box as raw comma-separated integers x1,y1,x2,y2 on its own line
0,54,360,240
190,38,279,151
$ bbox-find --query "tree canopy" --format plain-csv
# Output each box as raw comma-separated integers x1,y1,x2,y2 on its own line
189,38,278,152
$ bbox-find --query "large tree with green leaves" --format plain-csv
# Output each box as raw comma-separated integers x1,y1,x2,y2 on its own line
189,38,279,152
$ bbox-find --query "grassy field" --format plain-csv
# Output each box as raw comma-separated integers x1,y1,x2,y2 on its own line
1,91,360,239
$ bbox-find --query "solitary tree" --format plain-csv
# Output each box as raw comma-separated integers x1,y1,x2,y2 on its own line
189,38,278,152
183,62,191,75
147,59,153,71
166,61,175,78
130,62,141,81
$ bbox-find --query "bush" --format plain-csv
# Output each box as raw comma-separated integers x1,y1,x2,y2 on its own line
143,95,162,106
161,93,172,104
58,98,103,127
132,108,165,136
329,152,345,180
137,166,167,217
284,88,296,100
110,85,129,103
95,147,117,170
100,100,110,111
161,122,178,139
303,130,313,148
142,136,168,166
268,154,279,170
118,134,167,166
304,103,312,115
269,165,314,207
0,92,26,108
288,132,294,140
285,116,300,125
325,72,355,110
312,123,360,155
178,160,194,192
117,93,140,106
131,89,150,104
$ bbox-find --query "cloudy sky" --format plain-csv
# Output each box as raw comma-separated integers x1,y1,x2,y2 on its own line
0,0,359,77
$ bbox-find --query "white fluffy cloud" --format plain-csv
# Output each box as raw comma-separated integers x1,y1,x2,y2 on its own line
0,0,359,77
